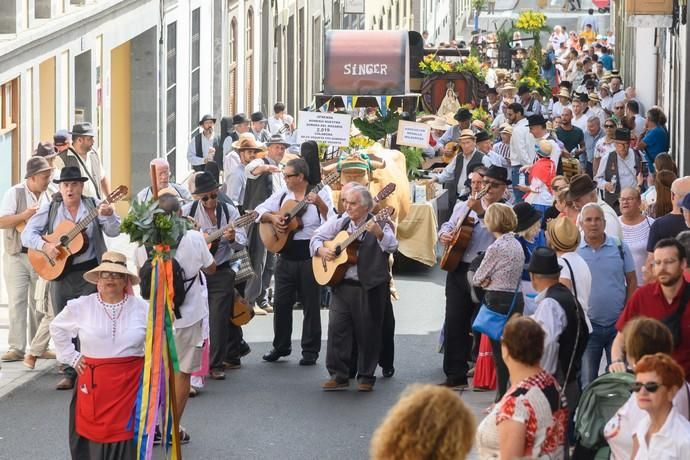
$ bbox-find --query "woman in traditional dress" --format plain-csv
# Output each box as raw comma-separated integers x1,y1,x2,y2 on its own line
50,251,147,460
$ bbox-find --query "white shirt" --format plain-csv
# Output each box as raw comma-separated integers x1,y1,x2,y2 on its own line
572,113,589,132
49,293,148,368
551,102,571,119
134,230,214,328
531,289,568,375
254,187,335,240
186,131,216,167
53,150,105,199
558,252,593,332
509,118,536,166
594,137,616,160
267,115,294,135
633,407,690,459
595,150,638,191
620,217,654,286
0,181,52,217
633,114,646,138
245,157,286,193
611,90,626,106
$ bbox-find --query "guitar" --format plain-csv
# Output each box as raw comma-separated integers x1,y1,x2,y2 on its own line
27,185,129,280
203,210,258,253
439,185,490,272
259,170,340,254
312,206,395,286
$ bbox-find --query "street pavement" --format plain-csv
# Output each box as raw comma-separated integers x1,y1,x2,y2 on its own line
0,254,494,460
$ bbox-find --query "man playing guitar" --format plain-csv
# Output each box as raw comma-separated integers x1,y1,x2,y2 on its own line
437,165,511,389
255,158,334,365
22,166,120,390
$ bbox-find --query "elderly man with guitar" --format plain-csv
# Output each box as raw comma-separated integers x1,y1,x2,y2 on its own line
182,172,251,380
311,184,398,392
255,158,335,365
22,166,123,390
437,165,511,389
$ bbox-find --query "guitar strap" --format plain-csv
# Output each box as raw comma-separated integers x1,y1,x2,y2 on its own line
72,151,101,200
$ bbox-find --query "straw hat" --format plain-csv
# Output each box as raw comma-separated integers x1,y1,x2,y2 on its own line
231,133,266,151
535,139,553,157
546,216,581,253
459,129,476,140
558,88,571,100
471,119,486,130
499,124,513,135
429,119,450,131
501,83,517,93
84,251,140,285
588,92,600,103
443,113,459,126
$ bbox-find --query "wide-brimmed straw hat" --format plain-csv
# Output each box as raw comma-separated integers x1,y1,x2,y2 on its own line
84,251,140,285
231,133,266,151
546,216,581,253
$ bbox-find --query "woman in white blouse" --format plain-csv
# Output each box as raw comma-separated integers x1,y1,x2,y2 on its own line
618,187,654,286
50,251,148,460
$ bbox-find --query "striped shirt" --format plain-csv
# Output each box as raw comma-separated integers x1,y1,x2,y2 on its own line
494,141,511,162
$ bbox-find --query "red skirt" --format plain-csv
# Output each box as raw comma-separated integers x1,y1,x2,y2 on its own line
75,356,144,443
473,334,497,390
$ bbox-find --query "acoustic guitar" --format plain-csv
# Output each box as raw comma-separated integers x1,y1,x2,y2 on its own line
312,206,394,286
439,185,490,272
204,210,258,253
27,185,129,280
259,171,340,254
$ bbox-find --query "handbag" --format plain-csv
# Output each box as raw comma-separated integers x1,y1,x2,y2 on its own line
231,290,255,326
229,248,255,284
472,281,521,342
661,283,690,347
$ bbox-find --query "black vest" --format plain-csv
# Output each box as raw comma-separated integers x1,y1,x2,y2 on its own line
448,150,485,211
194,132,222,169
602,150,641,211
242,158,273,211
340,215,391,291
544,283,589,383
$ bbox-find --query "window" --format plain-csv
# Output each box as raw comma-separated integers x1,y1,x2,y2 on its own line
229,17,238,115
190,8,200,134
298,7,304,109
312,16,322,94
245,8,254,114
166,22,177,177
0,78,20,194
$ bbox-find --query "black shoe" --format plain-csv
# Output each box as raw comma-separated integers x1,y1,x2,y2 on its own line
299,357,317,366
262,349,290,362
382,367,395,378
239,341,251,357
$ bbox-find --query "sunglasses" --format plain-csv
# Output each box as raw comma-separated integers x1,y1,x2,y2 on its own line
201,193,218,202
604,124,616,128
283,173,299,179
482,180,504,189
99,272,126,280
614,106,624,110
631,381,664,393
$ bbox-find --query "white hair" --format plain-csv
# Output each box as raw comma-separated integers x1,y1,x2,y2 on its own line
577,202,604,226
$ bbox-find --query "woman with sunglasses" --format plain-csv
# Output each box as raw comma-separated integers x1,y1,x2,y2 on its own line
49,251,148,459
630,353,690,458
603,319,690,459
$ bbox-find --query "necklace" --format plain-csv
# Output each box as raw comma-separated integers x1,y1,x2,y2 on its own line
98,293,127,341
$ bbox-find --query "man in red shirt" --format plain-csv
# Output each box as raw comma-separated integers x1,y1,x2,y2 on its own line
610,238,690,380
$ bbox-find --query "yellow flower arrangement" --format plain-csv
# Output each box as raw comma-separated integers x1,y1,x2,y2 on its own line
419,54,486,82
515,11,547,34
349,135,376,151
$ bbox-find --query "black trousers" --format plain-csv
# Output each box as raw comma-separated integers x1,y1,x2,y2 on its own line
206,268,242,370
327,282,387,385
443,263,476,383
273,257,321,360
51,266,98,381
350,292,395,373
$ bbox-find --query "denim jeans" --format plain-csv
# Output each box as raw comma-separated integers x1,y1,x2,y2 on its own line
511,166,525,203
580,322,617,389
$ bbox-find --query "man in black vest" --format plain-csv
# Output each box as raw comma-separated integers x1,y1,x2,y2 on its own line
250,111,271,143
431,129,490,215
222,113,252,155
312,184,398,392
54,122,108,199
529,247,588,412
187,114,222,173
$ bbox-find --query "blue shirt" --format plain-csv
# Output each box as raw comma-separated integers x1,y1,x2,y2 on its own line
642,126,670,164
600,54,614,71
577,235,635,326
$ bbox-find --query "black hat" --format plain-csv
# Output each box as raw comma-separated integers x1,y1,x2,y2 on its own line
567,174,598,201
514,202,543,232
193,171,220,194
199,114,216,125
250,111,267,123
232,113,250,125
69,122,95,137
527,247,563,275
53,166,88,184
454,108,472,122
614,128,631,142
487,87,498,95
34,142,58,159
483,165,511,185
475,130,491,143
577,92,590,103
527,114,547,127
517,84,530,96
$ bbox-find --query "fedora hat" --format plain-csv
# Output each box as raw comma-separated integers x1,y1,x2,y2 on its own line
527,114,548,127
429,118,450,131
614,128,631,142
454,108,472,122
199,114,216,125
34,141,58,159
25,156,52,179
70,122,95,137
514,202,542,232
232,113,250,125
53,166,88,184
535,139,553,157
475,130,491,143
567,174,597,201
84,251,140,285
444,113,459,126
194,171,220,195
527,247,563,275
558,88,571,99
459,129,476,140
588,92,600,103
472,119,486,130
231,134,266,151
250,111,267,123
265,134,291,147
500,124,513,135
501,83,517,93
483,165,511,185
546,216,581,253
158,186,181,199
53,129,71,146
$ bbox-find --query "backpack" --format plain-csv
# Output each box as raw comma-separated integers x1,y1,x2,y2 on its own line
138,235,199,319
574,372,635,452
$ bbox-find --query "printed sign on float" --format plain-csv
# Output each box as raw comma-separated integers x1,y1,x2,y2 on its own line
396,120,430,148
297,111,352,147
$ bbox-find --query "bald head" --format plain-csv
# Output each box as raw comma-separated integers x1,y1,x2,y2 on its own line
150,158,171,188
672,176,690,206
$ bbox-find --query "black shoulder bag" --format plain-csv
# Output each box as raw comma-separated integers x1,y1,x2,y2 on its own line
662,283,690,348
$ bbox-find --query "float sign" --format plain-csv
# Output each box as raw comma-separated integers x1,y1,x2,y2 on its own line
396,120,430,148
297,111,352,147
324,30,409,95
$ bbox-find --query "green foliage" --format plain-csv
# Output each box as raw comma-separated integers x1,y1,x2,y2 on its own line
517,57,551,98
352,110,401,143
120,199,193,251
472,0,487,12
400,146,424,180
317,141,329,161
495,22,514,47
